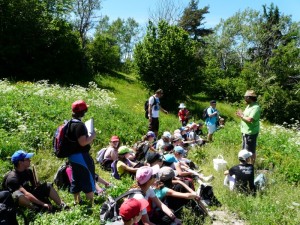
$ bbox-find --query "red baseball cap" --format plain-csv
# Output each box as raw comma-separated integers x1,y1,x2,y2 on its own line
119,198,149,221
72,100,88,113
110,136,119,142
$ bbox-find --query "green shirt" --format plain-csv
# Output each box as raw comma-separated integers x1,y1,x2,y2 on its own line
240,102,261,135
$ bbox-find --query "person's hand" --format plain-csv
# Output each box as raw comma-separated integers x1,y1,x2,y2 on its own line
164,110,168,114
42,203,52,211
236,109,243,118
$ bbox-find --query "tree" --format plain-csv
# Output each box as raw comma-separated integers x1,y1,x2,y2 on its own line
72,0,102,48
134,20,203,109
178,0,213,42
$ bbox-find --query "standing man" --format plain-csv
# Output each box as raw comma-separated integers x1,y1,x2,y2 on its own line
236,90,261,164
205,100,219,142
148,89,168,138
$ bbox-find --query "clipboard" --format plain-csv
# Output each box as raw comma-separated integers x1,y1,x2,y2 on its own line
85,118,94,136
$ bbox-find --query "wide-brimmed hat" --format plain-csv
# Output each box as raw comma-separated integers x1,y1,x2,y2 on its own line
178,103,186,109
244,90,257,97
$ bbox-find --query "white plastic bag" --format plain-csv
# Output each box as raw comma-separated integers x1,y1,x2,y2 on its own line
213,155,227,171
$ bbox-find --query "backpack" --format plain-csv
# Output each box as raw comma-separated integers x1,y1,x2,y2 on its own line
0,191,18,225
53,163,71,190
202,107,209,120
99,189,143,224
199,184,222,207
144,96,157,119
134,141,150,162
53,119,80,158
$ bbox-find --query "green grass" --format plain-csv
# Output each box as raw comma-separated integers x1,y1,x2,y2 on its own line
0,74,299,225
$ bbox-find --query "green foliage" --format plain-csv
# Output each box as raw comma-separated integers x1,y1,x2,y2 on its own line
134,20,203,110
0,0,91,83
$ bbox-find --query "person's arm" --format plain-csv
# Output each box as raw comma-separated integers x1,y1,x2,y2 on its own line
172,179,196,194
174,162,193,177
208,108,218,118
96,176,111,187
141,214,156,225
160,106,168,114
78,131,96,146
120,163,138,173
236,109,253,123
148,96,154,121
166,188,197,200
19,186,52,210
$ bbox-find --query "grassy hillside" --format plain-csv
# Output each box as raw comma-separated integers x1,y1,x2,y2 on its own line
0,74,299,225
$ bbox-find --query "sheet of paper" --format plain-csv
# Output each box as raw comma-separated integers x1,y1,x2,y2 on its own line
85,118,94,136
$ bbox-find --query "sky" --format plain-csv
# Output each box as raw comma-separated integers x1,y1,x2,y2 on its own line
100,0,300,28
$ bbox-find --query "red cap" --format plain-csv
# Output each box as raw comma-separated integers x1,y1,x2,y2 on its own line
119,198,149,221
72,100,88,113
110,136,119,142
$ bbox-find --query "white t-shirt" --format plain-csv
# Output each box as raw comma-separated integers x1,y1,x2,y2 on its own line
149,96,160,118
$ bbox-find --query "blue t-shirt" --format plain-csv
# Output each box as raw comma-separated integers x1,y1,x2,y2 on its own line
205,107,218,125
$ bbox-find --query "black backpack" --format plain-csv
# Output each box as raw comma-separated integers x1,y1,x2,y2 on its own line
100,189,143,224
202,107,209,120
53,163,71,190
134,141,150,162
0,191,18,225
200,184,222,207
144,96,157,119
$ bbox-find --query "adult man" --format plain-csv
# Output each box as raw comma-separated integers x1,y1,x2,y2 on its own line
236,90,261,164
148,89,168,138
205,100,219,142
224,149,256,195
4,150,67,211
68,100,96,206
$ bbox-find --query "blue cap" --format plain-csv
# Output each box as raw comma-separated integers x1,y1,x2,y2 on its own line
146,131,156,138
11,150,34,164
163,154,178,163
174,146,184,154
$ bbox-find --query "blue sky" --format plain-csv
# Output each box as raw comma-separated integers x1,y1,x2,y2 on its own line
100,0,300,28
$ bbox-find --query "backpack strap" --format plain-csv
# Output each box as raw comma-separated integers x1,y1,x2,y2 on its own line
114,189,143,202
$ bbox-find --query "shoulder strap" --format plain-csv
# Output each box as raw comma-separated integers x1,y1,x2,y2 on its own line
114,189,143,202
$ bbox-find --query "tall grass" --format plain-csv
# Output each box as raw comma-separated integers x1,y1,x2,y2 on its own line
0,75,299,225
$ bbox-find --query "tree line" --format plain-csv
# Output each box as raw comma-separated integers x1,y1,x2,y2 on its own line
0,0,299,124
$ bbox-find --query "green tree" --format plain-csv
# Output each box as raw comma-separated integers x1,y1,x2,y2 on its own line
178,0,213,42
134,20,202,109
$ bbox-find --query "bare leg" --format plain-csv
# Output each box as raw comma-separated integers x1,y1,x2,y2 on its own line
85,192,94,206
73,192,81,204
207,133,213,142
49,186,63,205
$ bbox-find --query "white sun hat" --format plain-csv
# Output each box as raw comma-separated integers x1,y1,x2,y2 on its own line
178,103,186,109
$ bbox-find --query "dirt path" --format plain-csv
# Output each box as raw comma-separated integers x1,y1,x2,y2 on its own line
210,210,246,225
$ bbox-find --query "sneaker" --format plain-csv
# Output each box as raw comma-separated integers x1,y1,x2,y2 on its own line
202,175,214,182
60,202,70,210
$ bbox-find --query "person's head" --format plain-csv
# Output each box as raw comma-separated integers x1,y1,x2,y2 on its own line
72,100,88,118
178,103,186,109
118,146,131,160
11,150,34,168
162,131,172,142
210,100,217,108
172,134,183,146
158,166,176,187
146,131,156,142
238,149,253,163
146,152,163,167
180,126,188,135
174,146,184,158
119,198,149,224
110,136,120,149
136,165,160,188
244,90,257,103
155,89,164,98
163,143,174,154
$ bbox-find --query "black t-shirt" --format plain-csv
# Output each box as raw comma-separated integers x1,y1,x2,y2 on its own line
68,119,90,153
229,163,255,194
5,169,35,193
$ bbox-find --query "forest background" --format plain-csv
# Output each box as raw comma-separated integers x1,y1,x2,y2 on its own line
0,0,299,224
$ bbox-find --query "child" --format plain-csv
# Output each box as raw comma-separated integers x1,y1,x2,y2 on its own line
178,103,190,126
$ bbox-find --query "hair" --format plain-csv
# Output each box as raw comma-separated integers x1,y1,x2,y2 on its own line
118,153,127,162
155,89,163,94
248,96,257,102
13,161,19,168
162,178,173,188
72,110,86,118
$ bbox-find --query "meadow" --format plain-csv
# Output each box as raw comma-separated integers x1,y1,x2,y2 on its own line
0,74,299,225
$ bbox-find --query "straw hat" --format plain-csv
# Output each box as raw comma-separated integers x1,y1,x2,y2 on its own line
244,90,257,97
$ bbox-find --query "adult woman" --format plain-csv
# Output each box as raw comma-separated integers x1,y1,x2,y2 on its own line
67,100,96,206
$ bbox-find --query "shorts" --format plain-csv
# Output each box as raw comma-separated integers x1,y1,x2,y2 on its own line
12,182,51,204
207,124,217,134
148,117,159,133
69,153,95,194
242,133,258,154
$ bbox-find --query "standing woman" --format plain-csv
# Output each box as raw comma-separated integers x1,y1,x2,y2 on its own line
68,100,96,206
